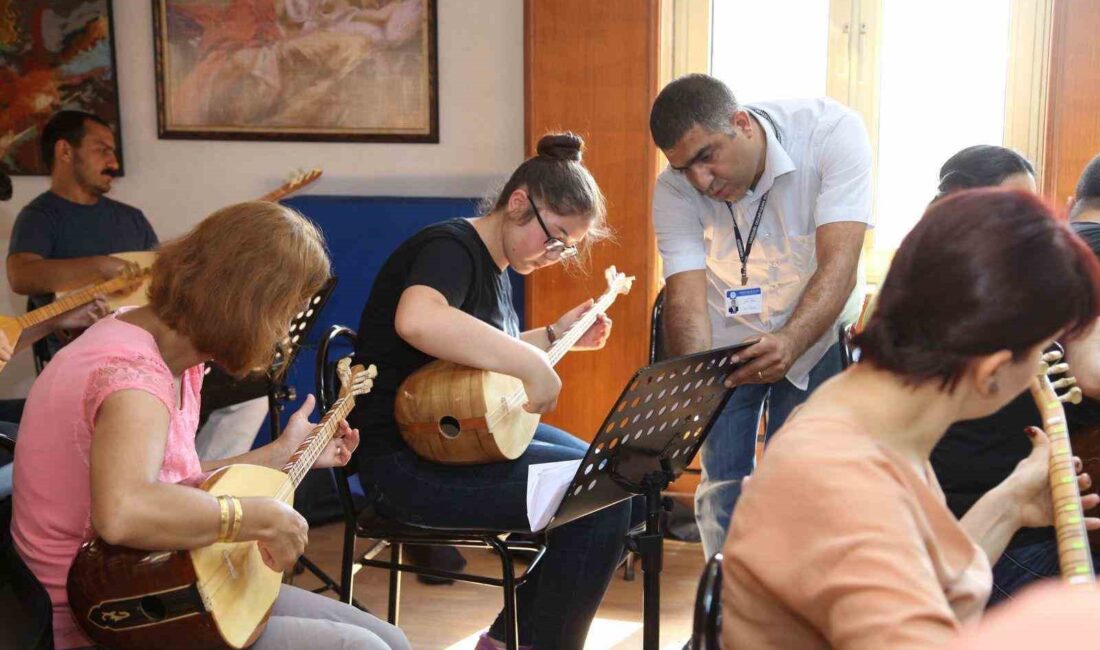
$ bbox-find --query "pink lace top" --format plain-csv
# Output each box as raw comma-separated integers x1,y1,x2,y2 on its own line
11,315,204,649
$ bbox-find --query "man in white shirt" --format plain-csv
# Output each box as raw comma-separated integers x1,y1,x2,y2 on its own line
649,74,873,558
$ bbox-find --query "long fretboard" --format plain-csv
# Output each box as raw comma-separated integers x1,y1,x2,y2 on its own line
17,274,144,330
1030,373,1096,585
486,272,632,426
278,392,357,494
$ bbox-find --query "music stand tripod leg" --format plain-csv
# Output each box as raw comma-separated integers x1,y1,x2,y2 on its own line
622,460,674,650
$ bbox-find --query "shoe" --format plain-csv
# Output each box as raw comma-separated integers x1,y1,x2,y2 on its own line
475,633,533,650
404,544,467,585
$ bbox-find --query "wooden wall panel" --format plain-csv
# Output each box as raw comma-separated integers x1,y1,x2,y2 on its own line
524,0,661,441
1043,0,1100,204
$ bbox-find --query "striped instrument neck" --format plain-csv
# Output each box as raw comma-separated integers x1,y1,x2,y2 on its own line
280,393,355,489
545,285,621,366
485,267,633,426
1029,356,1095,585
16,274,141,330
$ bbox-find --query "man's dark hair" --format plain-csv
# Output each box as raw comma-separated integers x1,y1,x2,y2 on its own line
934,145,1034,201
1071,154,1100,219
39,110,111,171
649,74,738,150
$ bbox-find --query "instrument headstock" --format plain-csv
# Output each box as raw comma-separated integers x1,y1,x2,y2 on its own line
603,265,635,297
1039,347,1084,406
263,168,323,203
336,357,378,400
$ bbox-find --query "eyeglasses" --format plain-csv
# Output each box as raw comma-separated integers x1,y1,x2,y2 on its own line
529,197,579,260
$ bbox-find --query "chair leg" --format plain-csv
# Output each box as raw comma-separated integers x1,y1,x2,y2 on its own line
388,542,403,626
487,536,519,650
341,524,356,604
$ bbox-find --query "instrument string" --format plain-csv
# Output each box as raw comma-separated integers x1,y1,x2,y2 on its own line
198,391,357,596
483,289,620,426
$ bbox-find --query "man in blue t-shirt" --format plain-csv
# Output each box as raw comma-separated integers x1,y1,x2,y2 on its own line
7,110,157,311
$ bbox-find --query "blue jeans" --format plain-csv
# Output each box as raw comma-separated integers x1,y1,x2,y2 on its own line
358,424,633,650
696,342,843,558
988,539,1100,607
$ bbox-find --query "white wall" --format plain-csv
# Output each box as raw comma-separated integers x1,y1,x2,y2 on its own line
0,0,525,397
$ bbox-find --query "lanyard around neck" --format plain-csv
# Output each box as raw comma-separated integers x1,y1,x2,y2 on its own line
725,194,769,286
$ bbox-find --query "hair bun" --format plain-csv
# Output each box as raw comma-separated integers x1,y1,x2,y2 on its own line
536,132,584,163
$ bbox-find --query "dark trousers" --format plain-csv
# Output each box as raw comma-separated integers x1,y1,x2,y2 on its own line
359,424,633,650
988,538,1100,606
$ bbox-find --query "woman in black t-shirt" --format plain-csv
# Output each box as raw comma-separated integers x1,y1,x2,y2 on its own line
350,133,632,650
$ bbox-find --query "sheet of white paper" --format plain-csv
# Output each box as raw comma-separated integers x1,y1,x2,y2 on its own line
526,459,583,531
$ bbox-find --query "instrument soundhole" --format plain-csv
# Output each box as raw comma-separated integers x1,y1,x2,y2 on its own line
139,596,167,621
438,416,462,439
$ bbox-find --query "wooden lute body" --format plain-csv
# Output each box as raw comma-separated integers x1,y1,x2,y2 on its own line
396,266,634,465
66,359,375,649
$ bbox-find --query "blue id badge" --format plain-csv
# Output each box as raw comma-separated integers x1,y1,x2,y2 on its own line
724,287,763,317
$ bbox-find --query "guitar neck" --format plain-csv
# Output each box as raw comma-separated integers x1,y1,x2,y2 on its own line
281,395,355,489
1030,376,1096,585
546,288,621,366
16,275,136,330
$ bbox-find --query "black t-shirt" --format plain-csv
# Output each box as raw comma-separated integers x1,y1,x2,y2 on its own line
1072,221,1100,256
932,389,1100,548
349,219,521,457
8,190,159,310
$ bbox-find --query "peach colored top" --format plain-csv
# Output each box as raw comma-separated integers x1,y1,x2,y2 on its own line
721,414,992,650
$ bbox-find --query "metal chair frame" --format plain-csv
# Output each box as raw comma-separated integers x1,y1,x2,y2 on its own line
316,325,547,650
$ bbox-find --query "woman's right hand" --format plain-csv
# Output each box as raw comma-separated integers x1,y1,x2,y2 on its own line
521,351,562,414
248,498,309,572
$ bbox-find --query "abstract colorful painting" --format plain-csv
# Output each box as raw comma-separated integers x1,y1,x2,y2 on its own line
0,0,123,175
153,0,438,142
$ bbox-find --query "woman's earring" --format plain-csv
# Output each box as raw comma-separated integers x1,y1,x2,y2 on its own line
987,378,1000,395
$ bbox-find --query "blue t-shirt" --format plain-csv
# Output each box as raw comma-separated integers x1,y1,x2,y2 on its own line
7,191,159,347
8,191,158,262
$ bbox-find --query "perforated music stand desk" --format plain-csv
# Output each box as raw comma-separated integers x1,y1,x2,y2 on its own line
546,342,750,650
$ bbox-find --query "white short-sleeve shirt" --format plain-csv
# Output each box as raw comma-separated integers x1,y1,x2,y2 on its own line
652,98,873,389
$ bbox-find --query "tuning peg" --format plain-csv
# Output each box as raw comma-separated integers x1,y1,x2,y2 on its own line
1047,362,1070,376
1052,377,1078,390
1059,386,1084,405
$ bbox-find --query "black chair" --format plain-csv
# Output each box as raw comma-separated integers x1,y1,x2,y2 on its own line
0,433,54,650
316,325,547,650
691,552,723,650
838,323,858,369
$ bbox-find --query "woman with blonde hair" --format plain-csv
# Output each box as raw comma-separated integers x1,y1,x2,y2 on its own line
11,201,410,650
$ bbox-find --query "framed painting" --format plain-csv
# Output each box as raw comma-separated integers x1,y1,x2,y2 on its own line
152,0,439,143
0,0,124,175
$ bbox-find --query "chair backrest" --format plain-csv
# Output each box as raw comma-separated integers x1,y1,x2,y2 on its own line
649,286,667,364
691,552,723,650
0,433,54,650
315,325,362,525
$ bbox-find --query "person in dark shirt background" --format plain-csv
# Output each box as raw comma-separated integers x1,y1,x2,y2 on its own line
930,147,1100,605
6,110,156,308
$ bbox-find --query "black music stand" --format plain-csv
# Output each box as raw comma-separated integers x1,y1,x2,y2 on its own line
199,277,338,437
545,343,749,650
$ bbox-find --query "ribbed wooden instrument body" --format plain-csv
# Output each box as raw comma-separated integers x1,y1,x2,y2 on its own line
395,359,540,464
0,315,22,374
57,251,157,311
67,464,291,649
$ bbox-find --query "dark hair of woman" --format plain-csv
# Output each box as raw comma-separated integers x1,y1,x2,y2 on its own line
935,145,1035,199
854,188,1100,390
484,132,610,265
